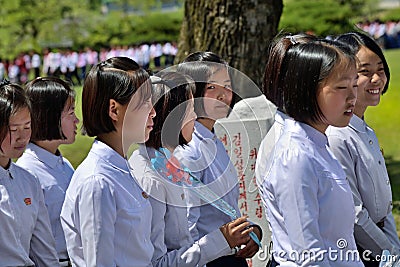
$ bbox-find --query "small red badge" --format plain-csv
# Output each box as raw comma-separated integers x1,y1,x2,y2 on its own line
24,198,32,205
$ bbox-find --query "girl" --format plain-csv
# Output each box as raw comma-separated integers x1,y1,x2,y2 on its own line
327,31,400,266
0,80,59,266
257,41,363,266
17,77,79,266
176,52,262,266
129,71,253,266
60,57,156,267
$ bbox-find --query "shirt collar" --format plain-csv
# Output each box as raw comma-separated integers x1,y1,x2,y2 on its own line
90,139,130,174
0,161,15,180
25,142,63,169
285,119,328,148
348,115,367,133
194,121,217,141
138,144,157,160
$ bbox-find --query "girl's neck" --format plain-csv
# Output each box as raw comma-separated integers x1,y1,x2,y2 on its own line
97,132,125,158
0,157,11,169
307,120,328,134
34,140,61,155
197,118,216,131
353,105,367,119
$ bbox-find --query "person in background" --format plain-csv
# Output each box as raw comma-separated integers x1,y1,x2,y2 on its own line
17,77,79,267
0,80,59,267
60,57,156,267
130,71,253,266
176,51,262,267
327,31,400,266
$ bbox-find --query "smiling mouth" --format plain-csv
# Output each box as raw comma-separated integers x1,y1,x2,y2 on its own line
367,89,380,94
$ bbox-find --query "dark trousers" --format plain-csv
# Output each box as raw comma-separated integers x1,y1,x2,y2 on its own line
266,255,279,267
206,255,248,267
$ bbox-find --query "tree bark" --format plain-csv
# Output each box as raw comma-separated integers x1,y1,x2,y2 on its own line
176,0,283,88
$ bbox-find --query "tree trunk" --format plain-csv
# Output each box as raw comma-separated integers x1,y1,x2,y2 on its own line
176,0,283,88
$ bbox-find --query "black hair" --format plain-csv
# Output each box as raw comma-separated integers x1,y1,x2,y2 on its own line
82,57,151,137
334,31,390,94
0,80,31,147
282,40,356,124
26,77,75,141
263,32,317,110
177,51,238,117
146,71,195,150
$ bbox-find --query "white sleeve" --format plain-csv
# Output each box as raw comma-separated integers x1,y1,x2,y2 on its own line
153,229,231,267
29,177,60,267
78,176,117,267
274,149,330,266
142,172,231,267
186,170,203,242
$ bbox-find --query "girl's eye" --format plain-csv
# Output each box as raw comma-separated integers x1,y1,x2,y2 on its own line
206,85,215,90
9,129,17,132
358,69,369,74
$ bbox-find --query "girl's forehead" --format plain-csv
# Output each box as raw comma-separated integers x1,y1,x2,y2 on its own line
9,107,31,124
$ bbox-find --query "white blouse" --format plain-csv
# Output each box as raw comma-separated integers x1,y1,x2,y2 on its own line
327,115,400,257
129,145,231,267
17,142,74,260
0,161,59,267
257,119,363,266
61,140,153,267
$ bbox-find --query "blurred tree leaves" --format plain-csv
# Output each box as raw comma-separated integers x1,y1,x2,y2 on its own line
279,0,375,36
0,0,182,58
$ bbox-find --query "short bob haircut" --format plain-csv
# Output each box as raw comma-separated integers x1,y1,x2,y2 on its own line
334,31,390,94
177,51,237,118
26,77,75,141
282,40,357,124
145,71,195,150
0,80,31,147
82,57,151,137
263,32,316,111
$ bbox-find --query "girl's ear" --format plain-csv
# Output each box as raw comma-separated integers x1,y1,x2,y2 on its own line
109,99,119,121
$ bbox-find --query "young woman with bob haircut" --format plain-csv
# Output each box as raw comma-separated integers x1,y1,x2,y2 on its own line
17,77,79,266
60,57,156,267
257,40,364,266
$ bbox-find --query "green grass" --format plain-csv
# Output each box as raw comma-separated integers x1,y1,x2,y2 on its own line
366,49,400,202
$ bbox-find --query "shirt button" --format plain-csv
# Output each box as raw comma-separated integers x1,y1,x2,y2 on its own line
387,180,390,185
378,161,381,165
369,140,373,145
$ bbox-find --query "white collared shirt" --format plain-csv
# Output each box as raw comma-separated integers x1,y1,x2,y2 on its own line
175,121,241,241
60,140,153,267
17,142,74,260
0,162,59,267
129,145,231,267
327,115,400,256
258,120,363,266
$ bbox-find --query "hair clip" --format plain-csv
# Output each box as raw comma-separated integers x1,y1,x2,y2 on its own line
0,79,11,87
99,61,108,68
289,36,297,45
